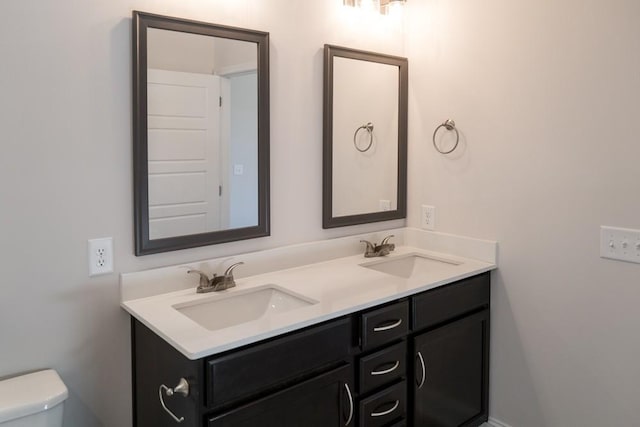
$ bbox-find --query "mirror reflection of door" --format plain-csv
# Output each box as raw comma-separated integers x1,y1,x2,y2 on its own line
147,28,258,240
147,69,222,240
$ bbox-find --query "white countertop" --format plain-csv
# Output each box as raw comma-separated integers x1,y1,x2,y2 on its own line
121,238,496,360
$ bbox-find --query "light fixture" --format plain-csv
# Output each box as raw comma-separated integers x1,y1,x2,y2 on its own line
343,0,407,15
381,0,406,15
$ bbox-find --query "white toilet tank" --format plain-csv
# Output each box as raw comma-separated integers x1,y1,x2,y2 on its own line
0,370,68,427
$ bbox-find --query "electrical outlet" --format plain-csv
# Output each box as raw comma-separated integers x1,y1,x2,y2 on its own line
379,200,391,211
600,226,640,264
88,237,114,276
421,205,436,230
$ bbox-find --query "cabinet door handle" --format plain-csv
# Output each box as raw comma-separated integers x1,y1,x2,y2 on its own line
371,360,400,376
158,378,189,423
416,351,426,389
373,318,402,332
344,383,354,426
370,400,400,417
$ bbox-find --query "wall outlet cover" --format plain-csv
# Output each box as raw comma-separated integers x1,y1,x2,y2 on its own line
88,237,114,276
421,205,436,230
600,226,640,264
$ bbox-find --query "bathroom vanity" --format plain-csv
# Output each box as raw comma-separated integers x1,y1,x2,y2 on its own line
122,229,496,427
132,273,490,427
131,272,489,427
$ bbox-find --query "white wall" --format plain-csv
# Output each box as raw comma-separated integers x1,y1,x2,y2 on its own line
406,0,640,426
213,38,257,74
148,28,217,73
0,1,404,426
228,72,258,228
147,29,257,75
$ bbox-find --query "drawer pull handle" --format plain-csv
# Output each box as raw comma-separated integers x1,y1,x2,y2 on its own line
371,360,400,376
371,400,400,417
344,383,354,426
417,351,426,389
373,319,402,332
158,378,190,423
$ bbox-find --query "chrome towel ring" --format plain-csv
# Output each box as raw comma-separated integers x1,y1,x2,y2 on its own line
158,378,190,423
432,119,459,154
353,122,374,152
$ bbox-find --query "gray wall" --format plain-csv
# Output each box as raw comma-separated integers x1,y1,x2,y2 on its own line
405,0,640,426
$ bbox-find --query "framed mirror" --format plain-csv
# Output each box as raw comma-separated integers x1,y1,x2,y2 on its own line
323,45,407,229
133,12,270,255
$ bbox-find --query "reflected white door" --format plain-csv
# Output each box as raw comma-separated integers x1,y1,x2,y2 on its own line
147,69,222,239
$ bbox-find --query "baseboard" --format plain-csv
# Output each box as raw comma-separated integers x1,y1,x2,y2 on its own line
488,417,514,427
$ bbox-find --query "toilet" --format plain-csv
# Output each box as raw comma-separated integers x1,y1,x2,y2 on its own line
0,370,68,427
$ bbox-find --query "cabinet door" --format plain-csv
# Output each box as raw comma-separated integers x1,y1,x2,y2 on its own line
412,310,489,427
208,364,355,427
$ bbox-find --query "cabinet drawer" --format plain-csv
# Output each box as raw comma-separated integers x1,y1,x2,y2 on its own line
412,272,489,331
359,341,406,394
205,317,352,408
361,300,409,351
208,364,353,427
359,380,406,427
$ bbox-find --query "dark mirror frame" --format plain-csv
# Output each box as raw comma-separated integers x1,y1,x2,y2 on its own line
322,44,408,229
132,11,270,255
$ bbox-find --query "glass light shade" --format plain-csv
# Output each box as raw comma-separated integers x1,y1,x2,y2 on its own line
344,0,406,15
381,0,406,15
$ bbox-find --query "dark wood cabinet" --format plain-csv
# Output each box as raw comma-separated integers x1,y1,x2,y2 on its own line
359,341,406,394
132,319,203,427
131,272,490,427
132,316,353,427
412,273,489,331
409,273,490,427
361,300,409,351
359,380,407,427
205,318,352,409
357,300,410,427
412,309,490,427
208,364,354,427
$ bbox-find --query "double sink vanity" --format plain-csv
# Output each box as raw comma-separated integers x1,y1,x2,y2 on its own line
126,10,498,427
121,229,497,426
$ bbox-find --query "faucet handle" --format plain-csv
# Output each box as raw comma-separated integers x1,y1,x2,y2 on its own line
360,240,376,256
360,240,374,249
224,262,244,277
380,235,395,245
187,269,212,288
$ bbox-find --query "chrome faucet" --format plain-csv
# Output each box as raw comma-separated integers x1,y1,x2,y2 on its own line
360,235,395,258
187,262,244,293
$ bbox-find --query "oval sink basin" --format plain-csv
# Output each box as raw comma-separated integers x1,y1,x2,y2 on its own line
360,253,462,279
173,285,317,331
